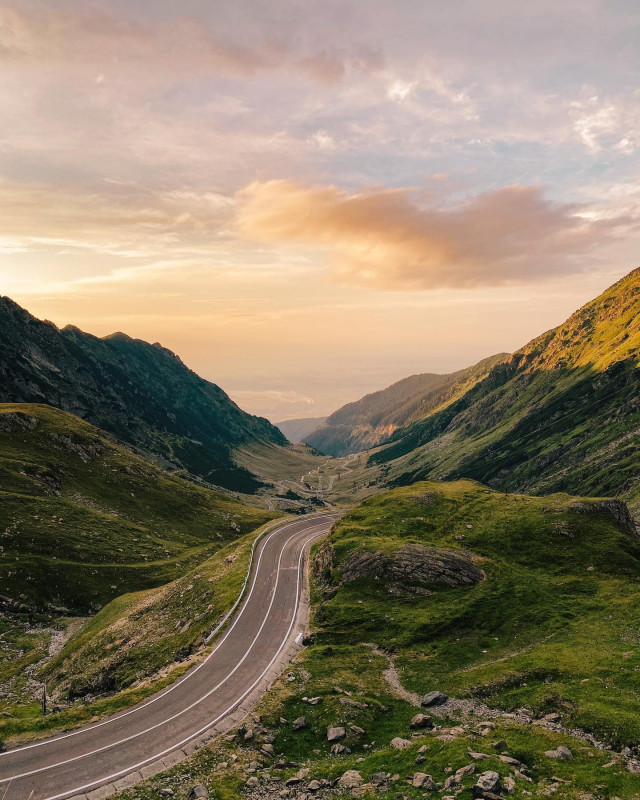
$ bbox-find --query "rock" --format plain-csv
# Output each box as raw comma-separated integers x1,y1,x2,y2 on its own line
627,759,640,774
341,545,483,588
421,691,448,707
454,764,476,782
190,786,209,799
306,696,322,705
339,697,368,709
544,746,572,760
349,724,365,735
499,755,521,766
412,772,437,789
331,743,350,755
390,737,413,749
279,717,288,725
245,777,259,789
292,716,308,731
415,755,426,764
542,712,561,723
159,791,174,797
338,770,362,788
243,727,254,741
472,771,501,797
443,775,458,790
308,780,322,790
503,776,516,794
410,713,434,729
327,725,346,741
261,743,275,756
492,739,507,750
468,750,491,760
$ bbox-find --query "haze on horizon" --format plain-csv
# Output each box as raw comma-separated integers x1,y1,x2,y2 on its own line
2,0,640,421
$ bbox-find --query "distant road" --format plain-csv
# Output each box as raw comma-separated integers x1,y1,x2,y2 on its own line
0,513,340,800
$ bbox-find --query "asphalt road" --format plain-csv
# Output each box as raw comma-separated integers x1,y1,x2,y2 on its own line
0,513,339,800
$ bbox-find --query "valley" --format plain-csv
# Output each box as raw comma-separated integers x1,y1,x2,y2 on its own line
1,268,640,800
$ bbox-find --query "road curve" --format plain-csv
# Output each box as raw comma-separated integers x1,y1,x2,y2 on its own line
0,513,340,800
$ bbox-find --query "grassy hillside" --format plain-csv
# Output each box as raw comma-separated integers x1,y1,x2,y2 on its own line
306,354,507,457
372,268,640,515
113,480,640,800
0,297,287,491
0,403,276,614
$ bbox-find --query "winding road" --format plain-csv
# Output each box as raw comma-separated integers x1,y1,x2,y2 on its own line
0,513,340,800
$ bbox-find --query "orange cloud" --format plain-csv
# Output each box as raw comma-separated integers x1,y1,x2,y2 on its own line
236,179,630,289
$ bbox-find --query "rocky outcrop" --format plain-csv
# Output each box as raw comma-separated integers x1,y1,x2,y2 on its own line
312,538,335,579
340,544,483,588
570,499,637,536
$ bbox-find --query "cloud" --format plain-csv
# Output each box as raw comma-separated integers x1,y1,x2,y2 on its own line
236,179,632,289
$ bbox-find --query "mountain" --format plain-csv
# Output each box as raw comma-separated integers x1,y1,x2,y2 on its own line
0,297,287,491
276,416,328,443
0,403,274,615
371,267,640,514
304,354,508,457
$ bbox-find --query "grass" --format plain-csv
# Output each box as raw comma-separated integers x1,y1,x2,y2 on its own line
0,403,277,614
111,479,640,800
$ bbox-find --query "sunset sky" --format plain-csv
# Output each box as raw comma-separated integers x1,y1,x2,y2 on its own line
2,1,640,420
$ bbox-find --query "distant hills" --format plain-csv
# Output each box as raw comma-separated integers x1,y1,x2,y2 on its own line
276,416,327,443
291,354,508,457
0,297,287,491
371,267,640,515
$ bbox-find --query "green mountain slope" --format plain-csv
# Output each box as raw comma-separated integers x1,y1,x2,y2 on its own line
0,297,287,491
304,353,508,457
0,403,275,615
372,267,640,514
130,482,640,800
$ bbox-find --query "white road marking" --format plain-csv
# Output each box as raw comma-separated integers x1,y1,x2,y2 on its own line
1,521,331,786
40,527,327,800
0,514,338,761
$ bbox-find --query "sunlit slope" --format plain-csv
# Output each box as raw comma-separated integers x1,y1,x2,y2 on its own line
0,403,276,614
305,353,508,457
373,267,640,514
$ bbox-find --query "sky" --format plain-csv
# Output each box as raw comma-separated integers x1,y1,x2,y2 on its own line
2,1,640,421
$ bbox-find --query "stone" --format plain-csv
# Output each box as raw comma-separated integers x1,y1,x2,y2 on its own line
544,746,572,760
415,755,426,764
245,777,259,789
472,771,501,797
412,772,437,790
500,755,521,766
409,713,434,729
159,791,174,797
492,739,507,750
339,697,368,709
190,786,209,799
349,724,365,735
331,743,350,755
306,696,322,705
454,764,475,782
327,725,346,741
390,737,413,749
468,750,491,760
244,728,254,741
503,776,517,794
337,770,362,788
261,743,275,756
308,780,322,790
542,712,561,723
292,716,308,731
421,691,448,707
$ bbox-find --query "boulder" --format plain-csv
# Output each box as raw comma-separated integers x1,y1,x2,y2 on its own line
421,691,448,707
544,745,572,760
454,764,475,782
292,716,308,731
245,777,259,789
308,780,322,790
327,725,346,742
410,713,434,729
472,771,501,797
338,770,362,788
190,786,209,799
349,724,365,735
331,743,351,755
390,737,413,749
412,772,437,790
341,545,483,588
